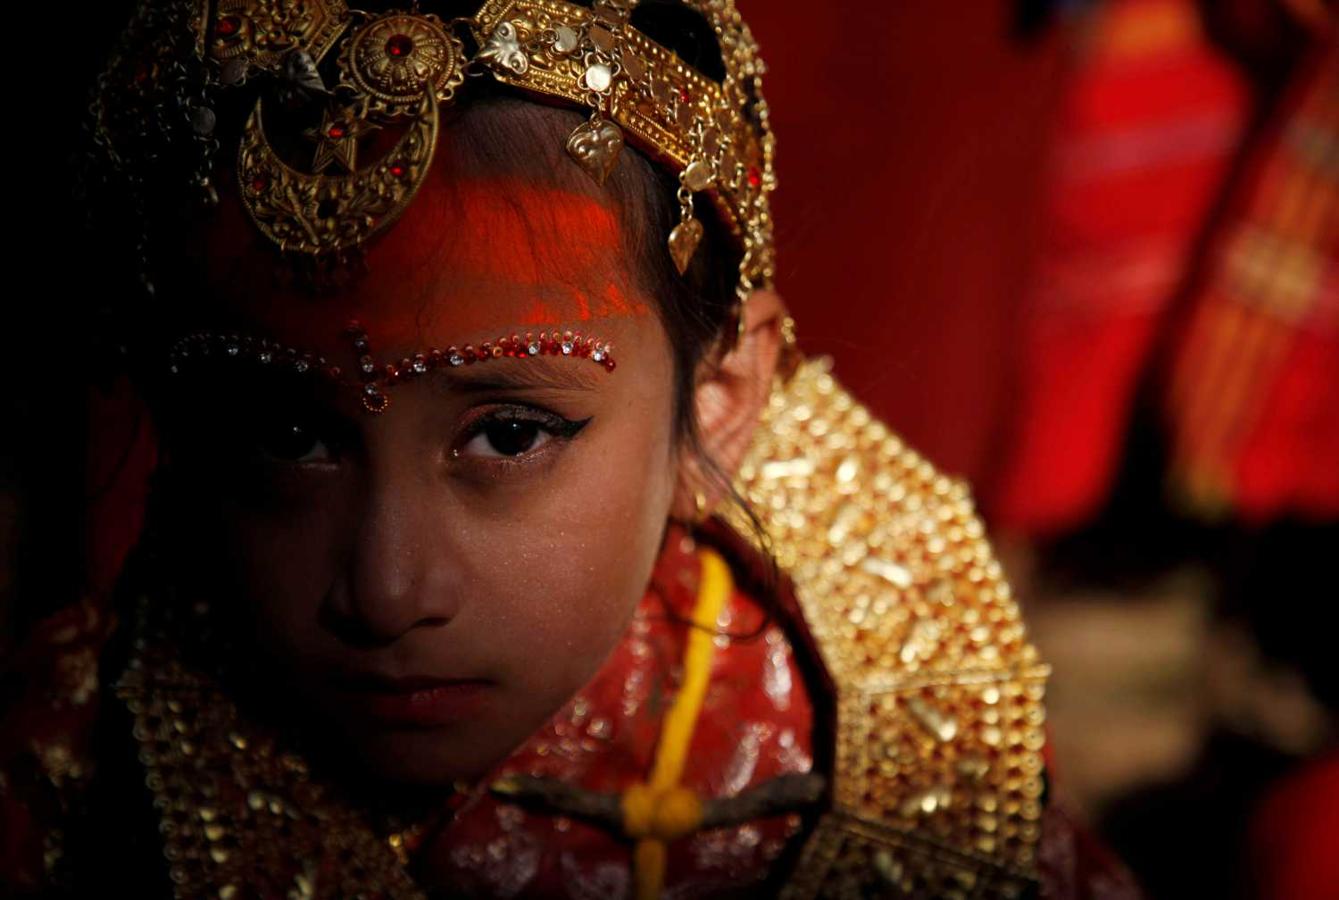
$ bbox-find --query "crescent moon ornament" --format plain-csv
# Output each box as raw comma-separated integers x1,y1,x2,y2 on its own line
237,90,440,255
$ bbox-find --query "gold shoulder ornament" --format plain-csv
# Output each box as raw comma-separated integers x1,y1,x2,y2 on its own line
726,357,1052,899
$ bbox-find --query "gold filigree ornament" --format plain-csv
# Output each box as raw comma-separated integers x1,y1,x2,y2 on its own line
237,89,440,254
303,104,378,174
465,0,776,287
93,0,777,322
467,0,776,307
477,19,530,75
565,116,625,185
336,10,466,119
228,8,466,255
208,0,351,85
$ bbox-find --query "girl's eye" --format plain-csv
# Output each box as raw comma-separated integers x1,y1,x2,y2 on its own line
255,420,333,463
456,409,591,461
464,419,547,458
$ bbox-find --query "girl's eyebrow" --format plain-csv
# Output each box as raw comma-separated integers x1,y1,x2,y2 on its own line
437,356,605,394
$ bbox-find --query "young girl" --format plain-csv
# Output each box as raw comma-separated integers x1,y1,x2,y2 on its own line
3,0,1138,896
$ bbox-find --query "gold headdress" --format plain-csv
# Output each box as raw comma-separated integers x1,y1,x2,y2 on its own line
90,0,776,318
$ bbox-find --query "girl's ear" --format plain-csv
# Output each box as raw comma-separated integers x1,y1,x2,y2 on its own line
670,289,786,520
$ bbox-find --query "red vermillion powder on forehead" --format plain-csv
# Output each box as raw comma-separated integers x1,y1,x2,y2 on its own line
196,172,652,355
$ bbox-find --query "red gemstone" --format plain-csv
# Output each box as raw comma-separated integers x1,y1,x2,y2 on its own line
604,358,617,372
389,161,407,178
327,123,346,139
678,86,691,103
747,166,762,188
385,34,414,58
216,15,241,37
250,175,268,192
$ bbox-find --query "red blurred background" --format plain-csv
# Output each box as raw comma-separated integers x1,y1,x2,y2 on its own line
745,1,1336,896
747,0,1335,533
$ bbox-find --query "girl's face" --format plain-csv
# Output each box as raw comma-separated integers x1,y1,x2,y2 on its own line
164,166,683,785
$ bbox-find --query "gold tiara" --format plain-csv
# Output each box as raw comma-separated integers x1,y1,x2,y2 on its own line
92,0,776,312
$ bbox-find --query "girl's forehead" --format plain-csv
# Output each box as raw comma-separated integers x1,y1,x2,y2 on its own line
205,173,653,357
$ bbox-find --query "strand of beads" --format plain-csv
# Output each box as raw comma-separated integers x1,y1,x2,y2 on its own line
165,325,618,416
167,332,343,382
344,322,617,414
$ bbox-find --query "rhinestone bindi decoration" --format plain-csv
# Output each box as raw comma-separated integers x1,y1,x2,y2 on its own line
166,322,619,415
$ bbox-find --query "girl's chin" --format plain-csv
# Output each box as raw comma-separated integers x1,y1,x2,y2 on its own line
334,723,524,786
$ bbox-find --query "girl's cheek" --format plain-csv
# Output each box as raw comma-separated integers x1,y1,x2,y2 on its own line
225,506,346,629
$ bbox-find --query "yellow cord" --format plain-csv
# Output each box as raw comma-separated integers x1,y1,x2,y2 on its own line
622,545,732,900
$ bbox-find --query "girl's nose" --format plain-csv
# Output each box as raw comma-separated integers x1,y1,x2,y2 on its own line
323,463,461,648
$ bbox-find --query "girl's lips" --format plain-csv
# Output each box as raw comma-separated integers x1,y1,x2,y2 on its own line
334,676,494,728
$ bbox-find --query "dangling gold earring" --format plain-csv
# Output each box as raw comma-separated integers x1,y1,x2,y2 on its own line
693,489,710,523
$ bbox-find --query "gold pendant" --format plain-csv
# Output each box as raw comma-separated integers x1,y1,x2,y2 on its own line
237,90,440,255
566,118,624,185
667,216,703,274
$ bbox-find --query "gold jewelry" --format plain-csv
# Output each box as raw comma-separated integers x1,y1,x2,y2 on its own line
692,488,709,522
92,0,777,308
726,358,1050,898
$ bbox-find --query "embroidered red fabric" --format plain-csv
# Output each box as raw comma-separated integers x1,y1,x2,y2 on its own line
411,520,817,896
